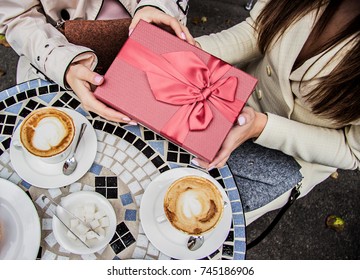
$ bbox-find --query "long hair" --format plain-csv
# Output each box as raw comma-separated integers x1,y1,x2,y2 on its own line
256,0,360,126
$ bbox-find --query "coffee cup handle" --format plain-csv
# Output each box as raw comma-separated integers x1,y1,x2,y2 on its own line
156,214,167,224
12,140,23,151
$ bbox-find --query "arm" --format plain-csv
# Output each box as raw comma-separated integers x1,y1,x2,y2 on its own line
256,114,360,171
195,0,267,65
0,0,96,89
195,107,360,172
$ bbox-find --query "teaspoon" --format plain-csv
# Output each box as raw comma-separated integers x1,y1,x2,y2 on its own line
63,123,87,176
187,235,204,251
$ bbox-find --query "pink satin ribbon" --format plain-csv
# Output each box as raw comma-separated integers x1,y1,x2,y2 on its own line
119,39,243,144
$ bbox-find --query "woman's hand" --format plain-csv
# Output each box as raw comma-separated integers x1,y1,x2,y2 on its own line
192,107,268,169
65,63,137,124
129,6,196,45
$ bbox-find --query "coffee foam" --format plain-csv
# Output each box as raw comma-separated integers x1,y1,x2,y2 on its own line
32,117,68,150
164,176,223,235
20,108,75,158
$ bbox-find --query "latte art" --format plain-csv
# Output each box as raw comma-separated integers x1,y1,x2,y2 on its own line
32,117,68,151
20,108,75,158
164,176,223,235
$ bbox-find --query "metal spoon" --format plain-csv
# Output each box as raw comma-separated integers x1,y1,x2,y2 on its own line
187,235,204,251
63,123,87,175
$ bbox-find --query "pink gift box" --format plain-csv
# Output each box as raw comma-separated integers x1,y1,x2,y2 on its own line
94,20,257,162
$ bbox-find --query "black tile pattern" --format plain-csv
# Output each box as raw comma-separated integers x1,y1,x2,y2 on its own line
0,114,17,136
4,96,16,107
151,155,165,168
19,107,31,118
16,91,27,102
222,244,234,257
110,222,136,254
60,92,72,103
52,100,63,107
95,176,118,199
6,115,16,124
133,139,146,151
49,84,60,93
159,166,170,173
144,130,155,140
38,86,49,95
26,88,37,98
26,99,38,109
124,132,136,144
104,123,116,134
142,146,155,158
114,127,126,138
0,101,5,111
166,141,192,164
2,137,11,150
225,230,234,242
93,120,105,130
68,98,80,109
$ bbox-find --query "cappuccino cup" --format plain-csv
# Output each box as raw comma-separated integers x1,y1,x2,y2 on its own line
163,176,224,236
13,107,76,164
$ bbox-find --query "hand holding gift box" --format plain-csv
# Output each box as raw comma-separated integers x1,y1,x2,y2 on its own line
94,20,257,162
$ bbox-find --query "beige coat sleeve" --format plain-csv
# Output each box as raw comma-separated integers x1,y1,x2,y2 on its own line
0,0,97,88
256,114,360,170
195,0,267,65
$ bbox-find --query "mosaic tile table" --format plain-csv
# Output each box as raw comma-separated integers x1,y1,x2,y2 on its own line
0,79,246,260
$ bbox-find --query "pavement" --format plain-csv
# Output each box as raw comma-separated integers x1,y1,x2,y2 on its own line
1,0,359,260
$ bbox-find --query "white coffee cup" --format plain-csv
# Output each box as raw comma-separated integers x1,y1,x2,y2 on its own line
13,107,76,164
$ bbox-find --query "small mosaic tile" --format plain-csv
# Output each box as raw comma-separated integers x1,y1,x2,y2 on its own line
120,193,133,206
124,209,137,221
89,163,103,175
142,146,155,158
222,244,234,257
124,131,136,143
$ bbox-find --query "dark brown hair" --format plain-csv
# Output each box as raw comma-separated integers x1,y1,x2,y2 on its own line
256,0,360,125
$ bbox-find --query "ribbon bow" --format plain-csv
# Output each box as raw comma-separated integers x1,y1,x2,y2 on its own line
119,39,242,144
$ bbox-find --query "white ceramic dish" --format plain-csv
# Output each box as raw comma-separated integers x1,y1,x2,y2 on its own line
10,108,97,188
0,178,41,259
52,191,116,255
139,168,232,259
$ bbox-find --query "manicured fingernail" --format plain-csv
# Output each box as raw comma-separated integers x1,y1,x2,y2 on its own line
181,32,186,40
238,116,246,126
122,117,131,121
129,121,138,126
94,75,103,84
129,29,134,36
191,158,199,166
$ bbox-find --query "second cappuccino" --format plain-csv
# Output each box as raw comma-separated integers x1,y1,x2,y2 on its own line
164,176,224,235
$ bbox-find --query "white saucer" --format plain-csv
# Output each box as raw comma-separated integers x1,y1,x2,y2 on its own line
52,191,116,255
0,178,41,259
139,168,232,260
10,108,97,189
